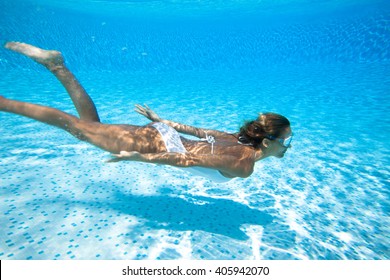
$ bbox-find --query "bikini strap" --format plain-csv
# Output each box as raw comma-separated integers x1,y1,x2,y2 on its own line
200,131,215,154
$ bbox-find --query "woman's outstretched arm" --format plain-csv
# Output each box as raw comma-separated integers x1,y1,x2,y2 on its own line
135,104,229,139
108,151,254,178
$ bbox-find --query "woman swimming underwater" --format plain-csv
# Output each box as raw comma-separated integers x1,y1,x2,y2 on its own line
0,42,293,183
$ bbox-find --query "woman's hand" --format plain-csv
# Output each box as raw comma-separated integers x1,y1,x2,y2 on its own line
107,151,142,163
134,104,161,122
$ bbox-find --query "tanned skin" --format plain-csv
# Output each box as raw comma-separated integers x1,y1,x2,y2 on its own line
0,42,291,180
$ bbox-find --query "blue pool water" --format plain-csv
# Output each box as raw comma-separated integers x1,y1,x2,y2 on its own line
0,0,389,260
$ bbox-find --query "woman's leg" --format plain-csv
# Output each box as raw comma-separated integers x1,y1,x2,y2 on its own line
0,96,87,140
4,42,100,122
0,96,154,154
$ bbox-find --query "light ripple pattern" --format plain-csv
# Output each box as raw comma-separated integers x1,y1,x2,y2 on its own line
0,63,389,260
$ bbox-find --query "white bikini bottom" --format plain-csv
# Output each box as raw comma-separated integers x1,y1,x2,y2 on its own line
151,122,232,183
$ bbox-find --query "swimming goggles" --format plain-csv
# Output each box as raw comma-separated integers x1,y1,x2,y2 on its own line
267,134,293,148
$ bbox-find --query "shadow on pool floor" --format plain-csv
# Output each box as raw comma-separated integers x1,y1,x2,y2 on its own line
74,191,274,241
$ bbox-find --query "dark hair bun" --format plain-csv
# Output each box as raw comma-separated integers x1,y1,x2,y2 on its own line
238,113,290,149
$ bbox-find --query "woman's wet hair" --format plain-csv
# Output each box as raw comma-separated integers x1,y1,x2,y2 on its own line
238,113,290,148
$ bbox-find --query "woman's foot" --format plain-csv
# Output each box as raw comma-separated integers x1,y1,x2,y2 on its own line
4,42,64,69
